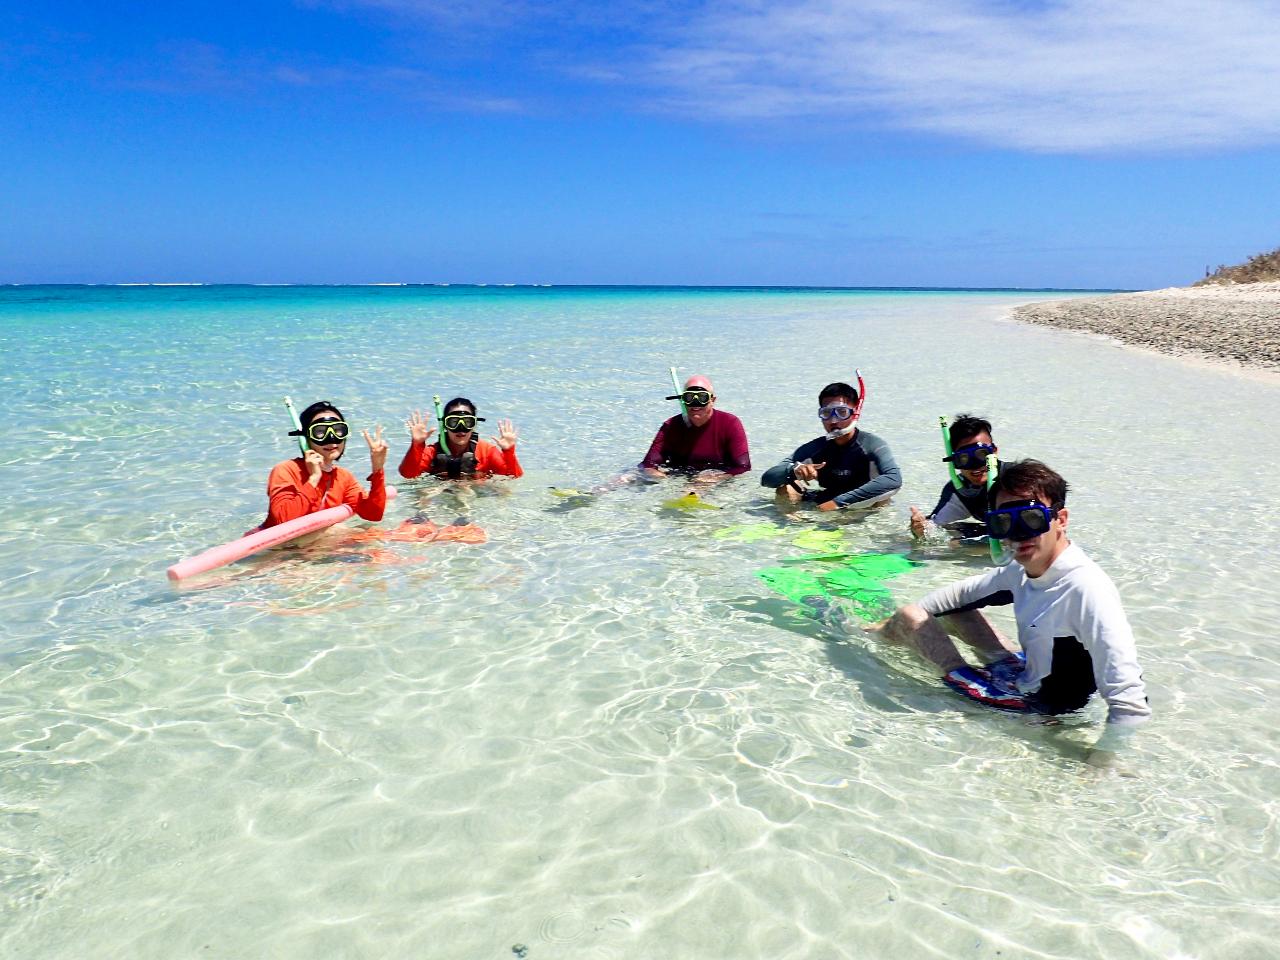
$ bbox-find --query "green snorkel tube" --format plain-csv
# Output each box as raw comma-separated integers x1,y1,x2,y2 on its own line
985,452,1005,564
284,396,309,456
432,395,447,454
940,416,963,491
668,366,690,425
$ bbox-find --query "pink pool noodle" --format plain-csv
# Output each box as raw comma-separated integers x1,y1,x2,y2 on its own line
166,487,396,581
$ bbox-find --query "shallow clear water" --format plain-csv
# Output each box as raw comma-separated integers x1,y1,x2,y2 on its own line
2,285,1278,959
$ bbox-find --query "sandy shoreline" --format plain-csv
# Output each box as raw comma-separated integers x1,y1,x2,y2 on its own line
1011,282,1280,377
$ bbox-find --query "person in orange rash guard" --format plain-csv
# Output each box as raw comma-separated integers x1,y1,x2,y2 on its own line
398,397,523,480
262,400,389,528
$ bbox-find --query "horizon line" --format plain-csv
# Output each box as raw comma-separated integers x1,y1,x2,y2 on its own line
0,282,1139,293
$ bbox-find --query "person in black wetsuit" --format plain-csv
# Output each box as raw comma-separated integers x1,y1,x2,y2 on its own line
761,381,901,511
910,414,1003,541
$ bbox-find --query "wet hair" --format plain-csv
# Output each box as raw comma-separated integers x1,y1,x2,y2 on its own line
993,459,1068,511
298,400,344,430
443,396,476,416
950,414,994,448
818,382,858,406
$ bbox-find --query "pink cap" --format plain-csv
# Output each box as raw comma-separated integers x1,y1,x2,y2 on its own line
683,374,713,392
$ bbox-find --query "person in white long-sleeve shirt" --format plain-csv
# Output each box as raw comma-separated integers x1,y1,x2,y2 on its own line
878,459,1150,738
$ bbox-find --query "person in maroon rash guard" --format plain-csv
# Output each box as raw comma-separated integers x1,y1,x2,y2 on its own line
639,374,751,485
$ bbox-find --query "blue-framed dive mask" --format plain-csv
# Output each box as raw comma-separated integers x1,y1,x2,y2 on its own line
985,499,1058,541
818,403,856,422
944,443,996,471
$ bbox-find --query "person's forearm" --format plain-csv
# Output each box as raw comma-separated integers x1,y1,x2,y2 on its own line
832,469,902,507
354,471,387,521
760,460,795,488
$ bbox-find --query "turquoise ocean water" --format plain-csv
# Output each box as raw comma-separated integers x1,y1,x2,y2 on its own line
2,285,1278,958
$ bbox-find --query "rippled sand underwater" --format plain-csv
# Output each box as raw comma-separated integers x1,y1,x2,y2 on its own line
3,286,1279,959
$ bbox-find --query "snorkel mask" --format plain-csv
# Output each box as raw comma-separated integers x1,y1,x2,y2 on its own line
820,370,866,438
668,389,712,408
435,395,482,450
303,419,350,444
985,499,1059,542
443,413,484,433
944,443,997,473
286,400,348,469
667,368,715,425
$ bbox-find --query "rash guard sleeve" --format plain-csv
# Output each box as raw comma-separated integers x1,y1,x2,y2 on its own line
761,438,826,488
720,414,751,475
350,470,387,521
398,440,438,479
476,439,523,478
930,486,977,527
831,433,903,508
265,459,326,527
1074,581,1151,726
264,460,385,527
640,421,673,470
919,565,1014,617
760,459,795,488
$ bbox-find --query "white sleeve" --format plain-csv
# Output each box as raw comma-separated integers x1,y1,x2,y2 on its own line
932,494,975,528
1073,578,1151,725
918,564,1012,617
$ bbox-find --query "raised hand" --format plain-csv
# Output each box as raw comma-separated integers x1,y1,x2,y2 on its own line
304,449,325,485
793,461,825,483
363,425,388,473
406,410,435,446
494,418,518,451
910,505,928,539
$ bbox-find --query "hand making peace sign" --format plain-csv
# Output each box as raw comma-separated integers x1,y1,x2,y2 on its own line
363,425,388,473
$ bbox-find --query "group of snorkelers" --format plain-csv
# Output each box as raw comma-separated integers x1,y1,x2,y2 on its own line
264,378,1149,752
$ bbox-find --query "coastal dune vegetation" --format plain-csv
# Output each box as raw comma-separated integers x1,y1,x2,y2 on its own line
1012,244,1280,372
1196,245,1280,285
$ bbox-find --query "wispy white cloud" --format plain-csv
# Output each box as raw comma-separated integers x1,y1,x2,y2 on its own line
639,0,1280,152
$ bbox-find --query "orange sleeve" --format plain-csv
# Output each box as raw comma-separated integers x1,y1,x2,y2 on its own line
333,467,387,522
398,440,438,478
476,440,523,478
264,459,325,528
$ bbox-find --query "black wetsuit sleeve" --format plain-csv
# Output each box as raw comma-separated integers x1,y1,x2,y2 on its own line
760,439,823,488
760,460,793,488
831,434,902,508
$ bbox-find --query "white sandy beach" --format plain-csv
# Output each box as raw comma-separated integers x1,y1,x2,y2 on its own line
1012,282,1280,374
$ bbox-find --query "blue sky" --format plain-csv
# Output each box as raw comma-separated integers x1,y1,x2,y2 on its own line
3,0,1278,288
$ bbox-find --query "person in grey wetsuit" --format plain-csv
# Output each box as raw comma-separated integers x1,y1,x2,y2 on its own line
761,381,902,511
878,459,1150,761
910,414,1002,541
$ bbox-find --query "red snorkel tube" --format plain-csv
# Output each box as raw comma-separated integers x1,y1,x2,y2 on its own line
825,369,866,439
